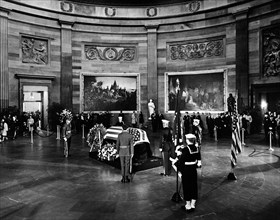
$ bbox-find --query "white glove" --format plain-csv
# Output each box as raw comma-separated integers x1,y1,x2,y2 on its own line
197,160,202,168
176,151,182,156
64,137,67,142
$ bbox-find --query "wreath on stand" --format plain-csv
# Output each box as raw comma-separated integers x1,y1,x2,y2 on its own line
87,124,106,153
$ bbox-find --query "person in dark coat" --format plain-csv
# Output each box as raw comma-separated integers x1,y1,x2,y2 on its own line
116,124,134,183
206,113,214,138
139,111,144,129
159,120,175,176
183,112,191,135
214,114,222,139
175,134,201,212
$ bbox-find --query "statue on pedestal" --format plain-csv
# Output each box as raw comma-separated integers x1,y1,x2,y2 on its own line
148,99,155,120
227,93,236,114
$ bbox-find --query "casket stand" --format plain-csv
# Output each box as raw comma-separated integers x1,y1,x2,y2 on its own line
89,126,158,173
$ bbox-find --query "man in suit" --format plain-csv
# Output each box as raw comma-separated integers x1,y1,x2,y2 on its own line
116,124,134,183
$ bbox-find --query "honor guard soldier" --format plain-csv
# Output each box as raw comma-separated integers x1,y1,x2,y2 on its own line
116,124,134,183
175,133,201,212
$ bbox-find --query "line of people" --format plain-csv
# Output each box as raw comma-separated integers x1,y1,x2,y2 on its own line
0,113,39,142
263,111,280,147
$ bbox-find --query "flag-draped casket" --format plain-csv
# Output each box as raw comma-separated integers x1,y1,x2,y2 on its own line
99,126,152,161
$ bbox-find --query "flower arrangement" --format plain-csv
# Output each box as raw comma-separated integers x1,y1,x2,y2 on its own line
87,123,106,152
59,109,73,123
98,142,117,161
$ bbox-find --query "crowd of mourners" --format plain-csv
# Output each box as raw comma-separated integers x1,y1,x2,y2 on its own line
0,112,41,142
1,109,279,147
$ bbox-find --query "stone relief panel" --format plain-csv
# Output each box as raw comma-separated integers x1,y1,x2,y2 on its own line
21,36,48,65
262,25,280,77
169,38,223,61
85,46,136,61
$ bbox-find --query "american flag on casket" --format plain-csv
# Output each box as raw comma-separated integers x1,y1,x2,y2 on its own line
103,126,150,146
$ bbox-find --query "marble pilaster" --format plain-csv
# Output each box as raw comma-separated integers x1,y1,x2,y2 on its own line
59,20,74,110
146,25,158,109
0,8,9,111
235,9,249,112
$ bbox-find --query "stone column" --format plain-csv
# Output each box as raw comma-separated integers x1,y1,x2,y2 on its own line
59,20,74,110
0,8,10,111
146,25,158,109
234,9,249,112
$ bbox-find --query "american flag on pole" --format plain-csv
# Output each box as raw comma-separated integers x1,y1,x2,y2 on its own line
104,126,150,146
230,102,242,168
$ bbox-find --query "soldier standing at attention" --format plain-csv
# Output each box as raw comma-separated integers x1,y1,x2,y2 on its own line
62,117,72,157
116,124,134,183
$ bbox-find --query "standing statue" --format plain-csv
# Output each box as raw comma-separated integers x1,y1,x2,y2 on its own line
148,99,155,120
227,93,236,114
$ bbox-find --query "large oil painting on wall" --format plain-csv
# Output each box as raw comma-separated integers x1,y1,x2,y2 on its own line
261,24,280,77
80,73,139,112
165,69,227,112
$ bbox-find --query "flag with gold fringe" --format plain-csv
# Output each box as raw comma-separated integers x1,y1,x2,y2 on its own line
230,101,242,169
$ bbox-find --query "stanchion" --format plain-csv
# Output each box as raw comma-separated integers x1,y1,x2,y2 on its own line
227,167,237,180
82,124,85,139
30,127,34,144
47,125,49,136
214,126,218,142
268,130,274,151
56,125,61,140
241,128,246,147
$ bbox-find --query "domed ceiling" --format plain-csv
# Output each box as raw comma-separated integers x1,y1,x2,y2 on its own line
68,0,192,7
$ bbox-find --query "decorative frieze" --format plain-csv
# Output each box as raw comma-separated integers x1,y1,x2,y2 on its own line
262,25,280,77
21,36,48,65
85,46,136,61
169,39,223,61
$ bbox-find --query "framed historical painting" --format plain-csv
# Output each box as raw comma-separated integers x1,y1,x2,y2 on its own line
165,69,228,113
260,24,280,78
80,73,140,112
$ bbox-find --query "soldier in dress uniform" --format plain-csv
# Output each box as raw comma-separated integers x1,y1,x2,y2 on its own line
192,119,202,146
116,124,134,183
159,120,175,176
62,118,72,157
175,134,201,212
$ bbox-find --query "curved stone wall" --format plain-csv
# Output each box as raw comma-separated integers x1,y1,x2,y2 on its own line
0,0,279,122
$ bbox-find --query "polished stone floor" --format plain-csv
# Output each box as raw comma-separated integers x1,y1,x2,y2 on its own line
0,129,279,220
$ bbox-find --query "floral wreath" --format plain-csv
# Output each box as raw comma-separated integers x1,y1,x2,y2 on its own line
87,123,106,152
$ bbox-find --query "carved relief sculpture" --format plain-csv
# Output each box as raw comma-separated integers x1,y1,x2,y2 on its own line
85,46,136,61
21,37,48,65
60,1,73,12
105,7,116,17
187,1,201,13
262,25,280,77
147,7,157,17
169,39,223,61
